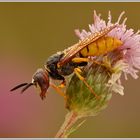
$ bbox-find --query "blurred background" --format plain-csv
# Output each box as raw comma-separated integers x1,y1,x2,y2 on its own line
0,2,140,138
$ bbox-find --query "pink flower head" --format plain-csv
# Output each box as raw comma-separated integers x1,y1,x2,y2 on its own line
75,11,140,80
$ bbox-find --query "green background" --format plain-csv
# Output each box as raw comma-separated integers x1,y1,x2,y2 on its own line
0,2,140,138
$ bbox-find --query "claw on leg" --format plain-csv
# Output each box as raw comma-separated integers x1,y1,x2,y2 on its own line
74,68,100,100
58,80,66,88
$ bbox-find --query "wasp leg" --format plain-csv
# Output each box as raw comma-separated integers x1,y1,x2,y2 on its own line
72,56,112,69
72,57,102,66
72,57,90,63
58,80,66,88
88,57,112,70
102,56,113,70
50,83,67,100
74,68,100,100
92,56,113,73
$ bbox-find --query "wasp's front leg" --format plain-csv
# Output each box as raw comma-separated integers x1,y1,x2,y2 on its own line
58,79,66,88
50,83,67,100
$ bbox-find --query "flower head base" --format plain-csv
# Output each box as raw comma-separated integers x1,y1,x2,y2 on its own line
66,63,113,117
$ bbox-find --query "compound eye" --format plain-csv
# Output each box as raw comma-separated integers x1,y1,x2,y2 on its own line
32,69,49,100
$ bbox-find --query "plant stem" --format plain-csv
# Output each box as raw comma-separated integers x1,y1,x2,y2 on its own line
55,111,79,138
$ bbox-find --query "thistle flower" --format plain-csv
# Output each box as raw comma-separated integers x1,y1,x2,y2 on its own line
55,11,140,138
76,11,140,80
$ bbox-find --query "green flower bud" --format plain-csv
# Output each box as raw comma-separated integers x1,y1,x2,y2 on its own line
66,63,113,118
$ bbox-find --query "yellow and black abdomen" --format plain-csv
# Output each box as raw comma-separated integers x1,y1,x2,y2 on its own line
80,36,123,57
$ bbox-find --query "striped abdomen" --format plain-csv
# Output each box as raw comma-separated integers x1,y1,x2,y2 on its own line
80,36,123,57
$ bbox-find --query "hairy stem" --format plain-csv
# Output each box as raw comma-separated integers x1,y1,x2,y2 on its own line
55,111,79,138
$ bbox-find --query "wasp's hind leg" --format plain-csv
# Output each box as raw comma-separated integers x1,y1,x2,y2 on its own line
72,57,90,63
74,67,100,100
72,57,102,67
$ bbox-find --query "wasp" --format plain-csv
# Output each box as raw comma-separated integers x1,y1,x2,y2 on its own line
10,24,122,100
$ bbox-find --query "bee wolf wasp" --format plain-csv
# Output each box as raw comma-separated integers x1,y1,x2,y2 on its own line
10,24,123,100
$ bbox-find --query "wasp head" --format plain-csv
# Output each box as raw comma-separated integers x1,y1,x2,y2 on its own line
10,69,50,100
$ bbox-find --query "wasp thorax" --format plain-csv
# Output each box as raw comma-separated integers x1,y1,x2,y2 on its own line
32,68,50,100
